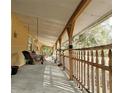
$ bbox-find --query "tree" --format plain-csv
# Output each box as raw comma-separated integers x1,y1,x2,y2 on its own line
72,17,112,48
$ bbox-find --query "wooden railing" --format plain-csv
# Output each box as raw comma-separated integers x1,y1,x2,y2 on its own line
57,44,112,93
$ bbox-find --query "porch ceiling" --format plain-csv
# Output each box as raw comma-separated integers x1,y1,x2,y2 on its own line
73,0,112,36
12,0,81,46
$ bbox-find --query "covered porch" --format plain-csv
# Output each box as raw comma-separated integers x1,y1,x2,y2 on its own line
11,0,112,93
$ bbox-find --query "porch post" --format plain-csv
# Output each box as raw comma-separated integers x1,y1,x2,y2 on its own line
67,21,75,80
59,38,62,64
55,43,57,63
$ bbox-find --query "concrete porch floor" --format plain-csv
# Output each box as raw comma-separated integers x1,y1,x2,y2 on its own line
11,60,81,93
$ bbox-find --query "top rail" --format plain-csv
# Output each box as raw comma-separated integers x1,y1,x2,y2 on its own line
60,44,112,51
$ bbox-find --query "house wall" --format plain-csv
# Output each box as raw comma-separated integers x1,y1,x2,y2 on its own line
12,14,29,66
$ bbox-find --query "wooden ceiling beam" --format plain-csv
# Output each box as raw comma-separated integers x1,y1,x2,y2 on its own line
55,0,91,46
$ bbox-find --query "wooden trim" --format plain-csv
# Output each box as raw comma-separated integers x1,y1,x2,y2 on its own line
61,44,112,51
55,0,91,44
59,11,112,46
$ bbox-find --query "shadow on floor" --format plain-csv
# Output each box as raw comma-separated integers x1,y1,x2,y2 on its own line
11,61,81,93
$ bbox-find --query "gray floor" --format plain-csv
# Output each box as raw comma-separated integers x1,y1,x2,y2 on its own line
11,60,81,93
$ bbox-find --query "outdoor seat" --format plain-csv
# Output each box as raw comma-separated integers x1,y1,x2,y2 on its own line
22,51,34,65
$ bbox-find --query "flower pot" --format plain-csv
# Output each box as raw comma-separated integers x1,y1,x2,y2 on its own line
11,66,19,75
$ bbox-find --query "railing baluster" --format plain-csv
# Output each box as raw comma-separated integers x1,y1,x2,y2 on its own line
78,50,79,86
82,50,84,85
89,51,91,92
87,50,90,90
73,51,76,82
78,50,80,87
81,50,83,90
108,49,112,93
101,50,106,93
84,50,86,87
76,51,78,85
63,51,65,70
75,51,77,83
91,50,94,93
78,51,79,80
85,51,87,88
79,50,81,88
73,51,75,77
96,50,99,93
77,51,79,87
74,51,76,78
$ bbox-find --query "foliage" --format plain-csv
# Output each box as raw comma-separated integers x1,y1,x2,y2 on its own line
41,46,53,56
72,17,112,48
61,41,69,49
